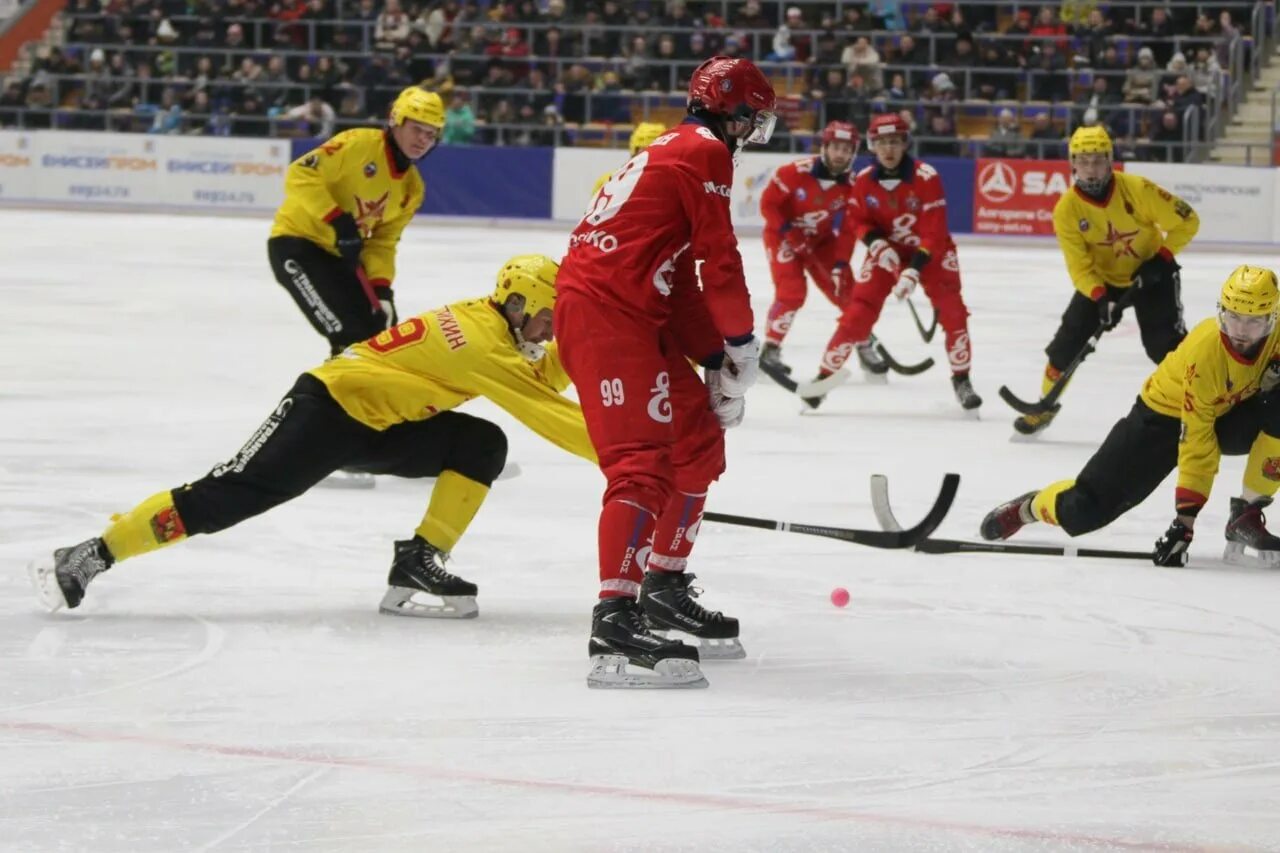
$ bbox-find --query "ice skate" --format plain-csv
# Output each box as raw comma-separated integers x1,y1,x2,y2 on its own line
378,537,478,618
1223,497,1280,567
856,338,889,384
951,373,983,417
587,596,707,688
640,570,744,660
1012,408,1058,439
980,491,1038,541
29,538,114,612
760,342,792,376
318,468,376,490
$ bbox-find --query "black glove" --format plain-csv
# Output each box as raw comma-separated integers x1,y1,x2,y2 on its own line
373,284,396,328
1135,250,1180,289
1152,518,1194,567
331,213,363,270
1097,293,1123,332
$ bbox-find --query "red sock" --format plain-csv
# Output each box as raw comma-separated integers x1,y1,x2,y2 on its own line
598,499,656,599
649,491,706,573
765,302,797,346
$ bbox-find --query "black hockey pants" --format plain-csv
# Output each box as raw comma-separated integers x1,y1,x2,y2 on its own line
268,236,389,356
1045,272,1186,371
1055,395,1280,536
171,375,508,536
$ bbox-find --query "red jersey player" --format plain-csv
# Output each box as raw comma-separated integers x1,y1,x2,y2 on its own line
810,113,982,412
555,55,776,689
759,121,864,378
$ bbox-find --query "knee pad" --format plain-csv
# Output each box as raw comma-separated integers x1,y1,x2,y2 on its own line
445,419,508,485
600,446,674,515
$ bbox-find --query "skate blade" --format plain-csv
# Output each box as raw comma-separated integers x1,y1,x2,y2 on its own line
1222,542,1280,568
651,629,746,660
960,407,981,421
586,654,709,689
27,558,68,613
860,371,889,385
317,471,377,490
378,587,478,619
1009,430,1044,443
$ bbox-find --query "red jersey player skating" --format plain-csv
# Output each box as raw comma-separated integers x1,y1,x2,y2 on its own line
810,113,982,413
759,121,868,378
555,55,777,689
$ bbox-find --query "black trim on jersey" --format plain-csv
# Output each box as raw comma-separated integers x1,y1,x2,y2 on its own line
872,155,916,183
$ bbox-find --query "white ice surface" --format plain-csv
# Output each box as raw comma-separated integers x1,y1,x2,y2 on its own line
2,210,1279,852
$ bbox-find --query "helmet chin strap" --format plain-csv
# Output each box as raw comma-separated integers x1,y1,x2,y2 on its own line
512,320,545,361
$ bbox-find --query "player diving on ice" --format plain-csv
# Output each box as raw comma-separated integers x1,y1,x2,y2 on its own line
31,255,595,619
556,55,777,689
983,266,1280,567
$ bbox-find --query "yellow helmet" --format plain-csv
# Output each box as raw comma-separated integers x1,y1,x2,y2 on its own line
493,254,559,318
629,122,667,156
389,87,445,129
1068,125,1113,158
1219,265,1280,317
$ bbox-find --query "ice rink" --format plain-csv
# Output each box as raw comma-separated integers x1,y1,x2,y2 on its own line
2,209,1279,852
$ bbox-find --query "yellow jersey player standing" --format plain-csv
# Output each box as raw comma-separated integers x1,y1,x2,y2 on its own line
589,121,666,197
1012,126,1199,436
29,256,596,618
268,86,444,357
982,266,1280,567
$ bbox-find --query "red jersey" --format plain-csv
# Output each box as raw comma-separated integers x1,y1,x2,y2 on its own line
847,156,954,264
759,156,857,255
558,121,754,345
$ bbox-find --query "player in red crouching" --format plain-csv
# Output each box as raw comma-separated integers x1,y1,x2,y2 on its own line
808,113,982,412
759,121,877,377
555,55,777,688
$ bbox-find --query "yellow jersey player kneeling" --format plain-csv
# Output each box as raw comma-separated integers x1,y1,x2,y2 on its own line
269,86,444,357
29,256,595,618
982,266,1280,567
1011,125,1199,436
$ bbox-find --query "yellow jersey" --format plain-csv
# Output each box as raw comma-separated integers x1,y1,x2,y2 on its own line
270,128,424,288
1052,171,1199,299
308,297,596,462
1141,317,1280,506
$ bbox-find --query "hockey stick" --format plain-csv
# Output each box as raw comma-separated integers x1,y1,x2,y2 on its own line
704,472,959,549
907,298,938,344
760,360,852,398
998,289,1137,416
874,339,935,376
868,474,1150,561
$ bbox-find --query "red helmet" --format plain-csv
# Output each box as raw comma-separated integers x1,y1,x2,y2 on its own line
687,55,778,145
867,113,910,142
821,121,859,148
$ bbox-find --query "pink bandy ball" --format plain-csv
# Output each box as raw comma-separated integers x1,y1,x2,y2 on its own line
830,587,850,608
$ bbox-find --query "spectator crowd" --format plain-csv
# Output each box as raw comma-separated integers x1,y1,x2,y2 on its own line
0,0,1253,162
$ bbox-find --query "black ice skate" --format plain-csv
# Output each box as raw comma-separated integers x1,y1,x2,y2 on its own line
1224,497,1280,566
760,342,792,376
379,537,478,619
1013,408,1059,438
29,538,114,612
951,373,983,414
980,491,1039,541
587,596,707,688
640,570,744,660
856,338,889,384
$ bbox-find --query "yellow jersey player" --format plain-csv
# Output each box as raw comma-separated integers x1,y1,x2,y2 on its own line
268,86,444,357
1012,126,1200,436
982,266,1280,567
29,256,596,618
589,121,666,197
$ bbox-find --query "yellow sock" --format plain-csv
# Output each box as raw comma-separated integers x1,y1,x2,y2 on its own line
101,490,188,562
1242,433,1280,498
1040,363,1065,397
1030,479,1075,526
415,471,490,552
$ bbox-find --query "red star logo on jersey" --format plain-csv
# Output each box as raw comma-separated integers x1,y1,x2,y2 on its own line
353,192,389,235
1095,221,1140,259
